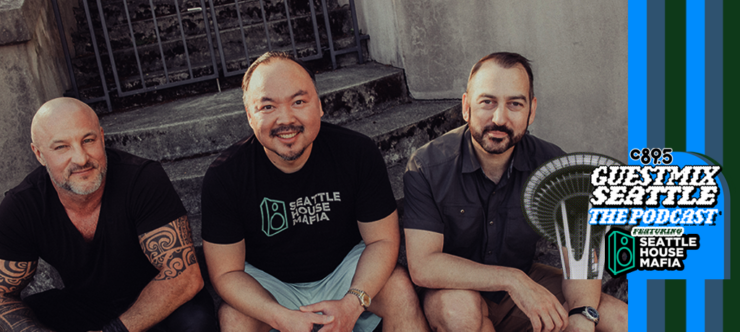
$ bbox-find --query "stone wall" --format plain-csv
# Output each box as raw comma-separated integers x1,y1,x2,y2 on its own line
355,0,628,163
0,0,76,194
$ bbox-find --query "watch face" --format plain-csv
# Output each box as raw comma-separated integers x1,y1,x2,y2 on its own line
361,293,371,306
587,307,599,319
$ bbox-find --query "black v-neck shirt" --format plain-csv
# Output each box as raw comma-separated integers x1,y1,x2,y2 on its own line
0,149,185,309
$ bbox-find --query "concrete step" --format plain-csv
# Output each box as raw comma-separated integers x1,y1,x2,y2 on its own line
163,99,462,241
100,62,408,161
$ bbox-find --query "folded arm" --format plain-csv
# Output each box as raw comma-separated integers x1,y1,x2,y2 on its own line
117,215,203,332
0,259,53,331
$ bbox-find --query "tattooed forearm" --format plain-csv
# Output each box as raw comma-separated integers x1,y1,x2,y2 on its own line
0,302,52,332
0,260,51,331
139,216,197,280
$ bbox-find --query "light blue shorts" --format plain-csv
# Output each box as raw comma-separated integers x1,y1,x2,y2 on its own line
244,242,381,332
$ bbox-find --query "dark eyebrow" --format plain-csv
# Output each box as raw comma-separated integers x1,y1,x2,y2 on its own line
477,94,528,102
508,94,527,101
291,90,309,99
259,90,309,103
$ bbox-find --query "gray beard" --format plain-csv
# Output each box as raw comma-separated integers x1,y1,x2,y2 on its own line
47,156,107,195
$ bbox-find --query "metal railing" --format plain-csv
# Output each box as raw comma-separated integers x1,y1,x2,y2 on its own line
52,0,365,112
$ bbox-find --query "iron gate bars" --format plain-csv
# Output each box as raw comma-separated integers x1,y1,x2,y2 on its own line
52,0,365,112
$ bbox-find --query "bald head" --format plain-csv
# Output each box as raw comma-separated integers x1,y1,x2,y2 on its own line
31,97,100,145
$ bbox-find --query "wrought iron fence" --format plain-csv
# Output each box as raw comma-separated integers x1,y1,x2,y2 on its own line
52,0,365,112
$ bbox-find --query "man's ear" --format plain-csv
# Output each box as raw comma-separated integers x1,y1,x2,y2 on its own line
30,143,46,166
461,92,470,123
528,96,537,125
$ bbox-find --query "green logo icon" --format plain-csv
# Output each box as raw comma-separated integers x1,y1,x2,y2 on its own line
260,198,288,237
607,230,636,276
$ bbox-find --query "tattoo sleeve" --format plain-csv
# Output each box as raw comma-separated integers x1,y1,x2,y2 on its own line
138,216,197,281
0,260,51,331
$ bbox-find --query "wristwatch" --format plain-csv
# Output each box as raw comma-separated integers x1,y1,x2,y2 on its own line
346,288,371,310
569,306,600,325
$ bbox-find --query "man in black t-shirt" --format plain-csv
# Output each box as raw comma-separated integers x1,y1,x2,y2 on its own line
0,98,217,332
201,52,429,332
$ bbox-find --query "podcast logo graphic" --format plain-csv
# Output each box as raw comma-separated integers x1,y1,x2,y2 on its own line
605,228,700,277
592,148,719,277
521,153,624,280
607,230,635,276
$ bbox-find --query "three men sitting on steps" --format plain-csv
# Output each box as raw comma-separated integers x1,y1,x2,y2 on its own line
0,51,627,332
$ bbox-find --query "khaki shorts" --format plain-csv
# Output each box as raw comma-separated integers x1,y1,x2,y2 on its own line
485,263,566,331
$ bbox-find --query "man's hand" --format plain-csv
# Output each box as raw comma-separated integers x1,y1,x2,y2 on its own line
299,295,364,332
273,309,335,332
508,271,569,332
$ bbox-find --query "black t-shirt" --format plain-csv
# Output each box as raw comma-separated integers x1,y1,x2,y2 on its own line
202,122,396,283
0,149,186,310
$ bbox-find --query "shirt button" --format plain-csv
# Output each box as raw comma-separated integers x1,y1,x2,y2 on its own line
489,220,494,225
460,209,465,214
487,251,492,255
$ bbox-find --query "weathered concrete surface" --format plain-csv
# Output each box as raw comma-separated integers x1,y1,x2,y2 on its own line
355,0,628,164
100,62,406,161
0,0,70,194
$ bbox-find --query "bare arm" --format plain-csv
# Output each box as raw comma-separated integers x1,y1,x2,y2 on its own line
405,228,568,332
0,260,53,331
116,216,203,332
203,239,332,332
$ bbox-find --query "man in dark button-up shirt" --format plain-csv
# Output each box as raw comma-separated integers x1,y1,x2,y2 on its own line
403,52,627,332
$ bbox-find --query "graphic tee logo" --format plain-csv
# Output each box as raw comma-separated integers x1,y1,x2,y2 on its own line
260,198,288,237
259,192,342,237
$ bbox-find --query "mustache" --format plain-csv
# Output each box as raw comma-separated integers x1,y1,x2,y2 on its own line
68,162,97,174
270,125,305,137
481,124,514,137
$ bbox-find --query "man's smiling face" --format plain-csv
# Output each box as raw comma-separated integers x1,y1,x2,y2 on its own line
244,58,323,170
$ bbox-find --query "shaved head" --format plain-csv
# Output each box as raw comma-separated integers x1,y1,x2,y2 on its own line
31,97,100,145
30,97,107,196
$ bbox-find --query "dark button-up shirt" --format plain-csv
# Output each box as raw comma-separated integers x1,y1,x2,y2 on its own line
403,125,565,302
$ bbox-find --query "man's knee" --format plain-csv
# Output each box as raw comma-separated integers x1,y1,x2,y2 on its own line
596,293,628,332
378,266,418,302
424,289,488,332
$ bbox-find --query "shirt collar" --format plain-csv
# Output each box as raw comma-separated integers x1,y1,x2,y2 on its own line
461,125,533,177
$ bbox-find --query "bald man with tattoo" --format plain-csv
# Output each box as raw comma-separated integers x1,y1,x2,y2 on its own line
0,98,217,332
